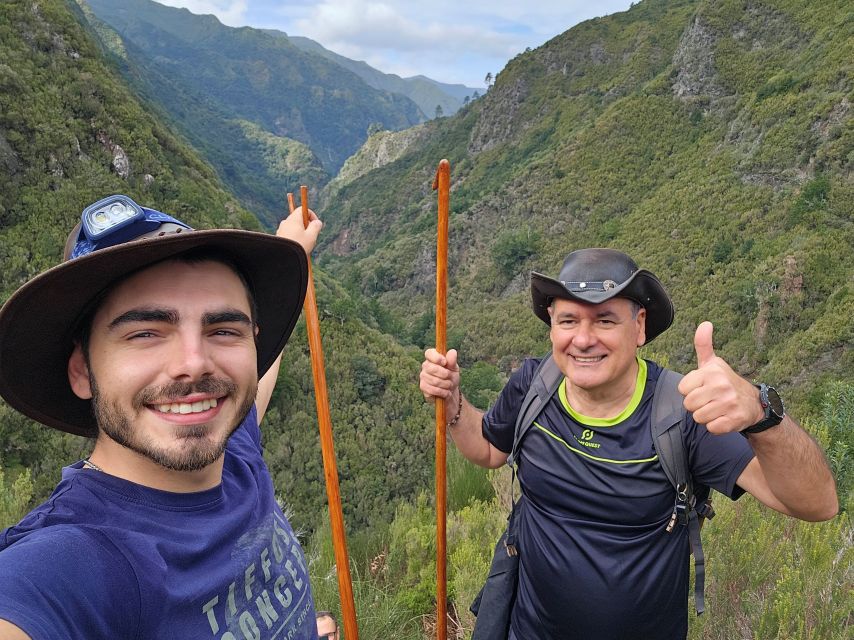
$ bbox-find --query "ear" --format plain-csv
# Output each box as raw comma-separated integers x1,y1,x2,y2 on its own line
67,344,93,400
635,307,647,347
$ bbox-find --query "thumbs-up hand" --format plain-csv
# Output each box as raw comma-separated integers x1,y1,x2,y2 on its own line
677,322,766,434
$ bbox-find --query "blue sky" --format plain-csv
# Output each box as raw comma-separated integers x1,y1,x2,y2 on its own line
156,1,636,88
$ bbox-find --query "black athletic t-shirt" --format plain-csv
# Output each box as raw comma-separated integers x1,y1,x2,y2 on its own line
483,358,755,640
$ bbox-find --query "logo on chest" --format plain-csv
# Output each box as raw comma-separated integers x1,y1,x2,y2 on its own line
575,429,601,449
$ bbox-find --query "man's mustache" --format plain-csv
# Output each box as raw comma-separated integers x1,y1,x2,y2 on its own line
135,378,238,407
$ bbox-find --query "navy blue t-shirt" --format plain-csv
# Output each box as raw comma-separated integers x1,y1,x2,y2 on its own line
483,358,755,640
0,406,317,640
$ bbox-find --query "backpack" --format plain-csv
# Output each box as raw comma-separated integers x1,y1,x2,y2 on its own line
506,355,714,615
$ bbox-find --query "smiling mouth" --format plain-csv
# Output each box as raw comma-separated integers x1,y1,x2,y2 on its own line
153,398,219,414
571,355,605,363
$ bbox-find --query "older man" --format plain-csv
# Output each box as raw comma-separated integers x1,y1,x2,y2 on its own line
420,248,837,640
0,194,322,639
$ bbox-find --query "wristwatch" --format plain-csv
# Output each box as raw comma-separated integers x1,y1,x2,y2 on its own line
741,383,785,436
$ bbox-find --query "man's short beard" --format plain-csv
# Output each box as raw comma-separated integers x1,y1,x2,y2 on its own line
90,376,256,472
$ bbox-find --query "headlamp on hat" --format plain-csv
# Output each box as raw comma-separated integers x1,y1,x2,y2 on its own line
69,195,192,260
82,195,146,240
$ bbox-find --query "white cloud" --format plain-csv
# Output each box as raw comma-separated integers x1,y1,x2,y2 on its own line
156,0,249,27
298,1,511,55
149,0,635,86
291,0,633,85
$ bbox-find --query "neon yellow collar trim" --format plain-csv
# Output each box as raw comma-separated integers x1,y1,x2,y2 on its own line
558,357,647,427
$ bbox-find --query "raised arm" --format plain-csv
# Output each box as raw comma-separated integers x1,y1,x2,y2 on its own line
420,348,508,469
679,322,838,521
255,206,323,425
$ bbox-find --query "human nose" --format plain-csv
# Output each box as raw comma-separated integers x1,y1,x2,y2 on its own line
572,321,597,350
166,332,215,380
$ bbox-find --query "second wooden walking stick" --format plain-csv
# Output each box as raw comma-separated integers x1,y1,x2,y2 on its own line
288,186,359,640
432,159,451,640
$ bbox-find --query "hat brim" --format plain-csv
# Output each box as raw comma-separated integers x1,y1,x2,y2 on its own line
530,269,673,343
0,229,308,436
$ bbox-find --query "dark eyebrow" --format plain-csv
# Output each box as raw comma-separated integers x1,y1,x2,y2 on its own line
107,308,253,330
202,310,253,326
554,309,620,320
109,308,178,329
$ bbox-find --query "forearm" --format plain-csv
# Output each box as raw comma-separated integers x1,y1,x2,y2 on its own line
255,351,283,425
744,416,838,521
444,393,507,469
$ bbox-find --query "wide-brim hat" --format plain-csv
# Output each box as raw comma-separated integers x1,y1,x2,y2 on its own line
0,204,307,437
530,248,673,343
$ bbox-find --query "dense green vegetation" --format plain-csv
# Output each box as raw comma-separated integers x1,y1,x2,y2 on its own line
0,0,851,638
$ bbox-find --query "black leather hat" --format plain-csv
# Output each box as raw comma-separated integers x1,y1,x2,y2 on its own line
0,195,308,436
530,248,673,343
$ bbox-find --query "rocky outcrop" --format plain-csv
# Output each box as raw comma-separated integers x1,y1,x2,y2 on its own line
0,131,20,174
324,123,430,196
97,131,130,179
671,17,726,102
812,97,850,140
467,76,531,154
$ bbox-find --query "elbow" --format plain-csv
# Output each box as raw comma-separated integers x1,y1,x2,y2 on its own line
469,451,507,469
798,489,840,522
472,446,509,470
814,495,840,522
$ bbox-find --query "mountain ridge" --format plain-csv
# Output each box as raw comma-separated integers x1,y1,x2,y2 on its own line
77,0,426,227
283,33,480,118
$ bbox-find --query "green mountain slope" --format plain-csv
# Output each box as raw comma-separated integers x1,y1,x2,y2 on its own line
77,0,425,227
317,0,853,411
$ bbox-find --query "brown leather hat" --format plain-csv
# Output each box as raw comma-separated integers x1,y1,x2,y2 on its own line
530,248,674,343
0,195,307,436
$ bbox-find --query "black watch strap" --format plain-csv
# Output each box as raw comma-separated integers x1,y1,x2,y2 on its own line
741,383,785,436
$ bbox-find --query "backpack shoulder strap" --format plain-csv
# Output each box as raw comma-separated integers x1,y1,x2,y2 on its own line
651,368,691,497
650,367,709,616
507,354,563,468
503,354,563,555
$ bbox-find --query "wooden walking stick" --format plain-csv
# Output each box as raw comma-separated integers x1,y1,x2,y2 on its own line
288,187,359,640
432,159,450,640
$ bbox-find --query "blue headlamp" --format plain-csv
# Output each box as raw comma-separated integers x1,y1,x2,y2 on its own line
69,195,192,260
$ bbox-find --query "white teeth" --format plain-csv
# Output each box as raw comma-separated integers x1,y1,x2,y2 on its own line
155,398,218,414
574,356,603,363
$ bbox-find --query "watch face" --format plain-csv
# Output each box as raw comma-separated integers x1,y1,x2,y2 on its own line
766,386,784,417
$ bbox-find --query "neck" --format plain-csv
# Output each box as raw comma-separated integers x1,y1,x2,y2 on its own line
88,439,224,493
565,358,641,419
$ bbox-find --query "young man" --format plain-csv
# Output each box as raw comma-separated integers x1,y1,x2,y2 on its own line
420,248,838,640
0,194,323,639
